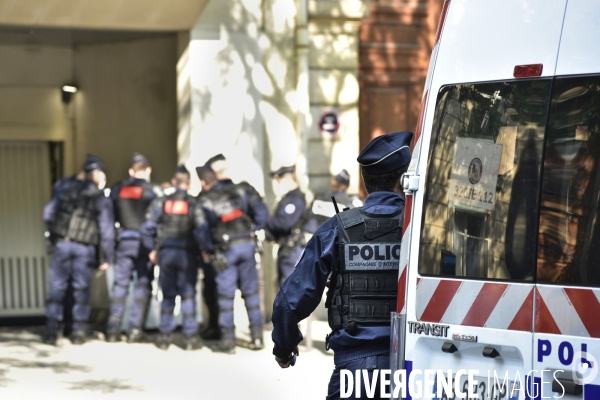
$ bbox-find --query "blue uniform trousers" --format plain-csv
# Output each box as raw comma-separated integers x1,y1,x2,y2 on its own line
108,239,152,330
158,247,198,335
46,242,97,333
327,353,390,400
216,241,262,339
277,244,304,284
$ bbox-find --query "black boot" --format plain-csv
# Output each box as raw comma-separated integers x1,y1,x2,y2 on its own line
106,328,121,343
42,331,58,346
127,328,143,343
156,333,171,350
200,326,221,341
70,331,86,345
215,338,236,354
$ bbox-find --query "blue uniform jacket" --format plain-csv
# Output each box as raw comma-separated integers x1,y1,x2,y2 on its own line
111,177,162,240
196,179,269,254
271,191,405,364
266,188,307,241
43,180,115,263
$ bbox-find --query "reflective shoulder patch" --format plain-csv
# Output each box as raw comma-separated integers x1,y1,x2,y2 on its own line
284,203,296,215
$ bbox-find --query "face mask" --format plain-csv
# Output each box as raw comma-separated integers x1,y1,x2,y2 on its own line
274,179,289,197
97,176,106,190
95,171,107,190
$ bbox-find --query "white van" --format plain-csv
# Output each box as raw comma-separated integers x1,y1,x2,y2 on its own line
395,0,600,398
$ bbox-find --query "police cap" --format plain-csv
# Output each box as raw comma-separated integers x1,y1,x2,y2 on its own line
195,164,213,179
206,153,226,166
131,152,150,167
334,169,350,186
270,165,295,178
175,164,189,175
83,154,107,173
357,131,412,175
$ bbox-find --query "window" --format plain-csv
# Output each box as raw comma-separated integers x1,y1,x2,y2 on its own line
418,80,552,280
537,75,600,286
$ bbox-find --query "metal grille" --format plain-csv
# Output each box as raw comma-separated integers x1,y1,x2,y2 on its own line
0,141,51,316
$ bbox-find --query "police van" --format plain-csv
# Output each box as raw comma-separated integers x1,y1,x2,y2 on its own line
395,0,600,398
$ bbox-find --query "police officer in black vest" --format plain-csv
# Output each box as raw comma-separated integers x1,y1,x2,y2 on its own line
196,154,269,354
271,132,412,400
106,153,163,343
140,165,205,350
42,154,115,345
266,165,308,285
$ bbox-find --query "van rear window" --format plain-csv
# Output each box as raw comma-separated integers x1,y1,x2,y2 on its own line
537,75,600,286
418,80,552,280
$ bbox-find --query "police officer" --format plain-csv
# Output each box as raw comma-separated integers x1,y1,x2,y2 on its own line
271,132,412,400
140,165,205,350
305,169,364,235
106,153,163,343
46,169,88,338
196,154,269,354
42,154,115,345
266,165,307,284
195,164,220,341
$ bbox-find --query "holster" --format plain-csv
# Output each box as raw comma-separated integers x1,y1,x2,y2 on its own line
210,251,228,273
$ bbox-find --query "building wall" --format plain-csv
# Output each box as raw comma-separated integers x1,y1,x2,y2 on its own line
0,35,178,185
73,36,178,186
304,1,367,196
359,0,444,195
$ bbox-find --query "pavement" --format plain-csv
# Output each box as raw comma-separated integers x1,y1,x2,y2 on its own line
0,299,335,400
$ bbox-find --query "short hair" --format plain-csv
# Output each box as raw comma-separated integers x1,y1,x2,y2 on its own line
198,168,217,186
173,171,190,186
362,165,407,194
131,161,150,172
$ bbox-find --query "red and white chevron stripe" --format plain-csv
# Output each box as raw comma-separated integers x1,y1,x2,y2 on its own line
536,285,600,338
415,278,533,331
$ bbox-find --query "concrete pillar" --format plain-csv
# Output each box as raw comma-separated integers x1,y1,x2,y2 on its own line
303,0,369,197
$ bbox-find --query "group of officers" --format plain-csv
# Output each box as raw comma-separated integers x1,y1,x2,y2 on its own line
41,150,363,354
42,130,413,400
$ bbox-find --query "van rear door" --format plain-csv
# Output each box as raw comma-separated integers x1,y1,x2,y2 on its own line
533,2,600,394
401,0,567,399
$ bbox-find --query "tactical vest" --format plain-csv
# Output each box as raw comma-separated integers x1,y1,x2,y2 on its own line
157,191,196,245
203,183,253,248
115,181,157,230
50,180,101,245
326,207,403,332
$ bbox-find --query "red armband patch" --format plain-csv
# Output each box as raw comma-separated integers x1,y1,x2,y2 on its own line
221,208,243,222
119,186,143,199
164,200,189,215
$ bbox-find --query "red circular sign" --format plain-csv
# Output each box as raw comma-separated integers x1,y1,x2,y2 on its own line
318,109,340,136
